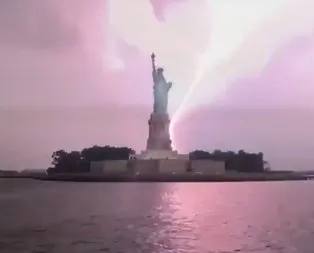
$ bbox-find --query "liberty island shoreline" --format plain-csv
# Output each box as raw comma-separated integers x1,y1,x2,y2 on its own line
1,171,311,182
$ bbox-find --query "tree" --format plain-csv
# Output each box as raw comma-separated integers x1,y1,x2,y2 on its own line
51,150,68,167
189,150,211,160
189,149,267,173
263,161,271,171
47,145,135,174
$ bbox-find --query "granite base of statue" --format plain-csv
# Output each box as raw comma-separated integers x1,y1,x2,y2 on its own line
131,53,188,160
146,113,172,151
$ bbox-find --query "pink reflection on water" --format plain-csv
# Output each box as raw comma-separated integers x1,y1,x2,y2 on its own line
152,182,314,252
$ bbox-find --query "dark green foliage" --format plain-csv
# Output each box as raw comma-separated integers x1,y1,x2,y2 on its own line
47,145,268,174
47,145,135,175
189,149,268,172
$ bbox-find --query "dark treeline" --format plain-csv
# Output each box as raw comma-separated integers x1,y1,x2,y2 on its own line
190,149,269,173
47,145,269,174
0,169,19,177
47,145,135,174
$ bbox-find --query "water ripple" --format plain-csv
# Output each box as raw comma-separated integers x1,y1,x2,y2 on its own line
0,180,314,252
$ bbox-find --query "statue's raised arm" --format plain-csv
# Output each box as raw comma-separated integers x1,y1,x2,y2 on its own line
151,52,157,82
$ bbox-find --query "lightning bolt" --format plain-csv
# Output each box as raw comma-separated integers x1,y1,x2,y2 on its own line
170,0,212,149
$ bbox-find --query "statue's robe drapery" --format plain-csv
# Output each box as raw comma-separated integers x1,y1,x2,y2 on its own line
153,72,172,114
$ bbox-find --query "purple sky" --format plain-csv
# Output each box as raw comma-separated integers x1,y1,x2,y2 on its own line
1,0,314,171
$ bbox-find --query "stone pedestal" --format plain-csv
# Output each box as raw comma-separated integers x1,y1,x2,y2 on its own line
146,113,172,151
128,112,189,160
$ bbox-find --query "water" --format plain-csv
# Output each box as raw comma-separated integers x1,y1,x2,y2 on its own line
0,179,314,253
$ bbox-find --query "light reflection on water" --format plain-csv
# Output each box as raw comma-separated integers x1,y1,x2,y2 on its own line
0,179,314,252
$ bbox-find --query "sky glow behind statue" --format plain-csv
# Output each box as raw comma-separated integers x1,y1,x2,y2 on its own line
107,0,314,112
106,0,314,149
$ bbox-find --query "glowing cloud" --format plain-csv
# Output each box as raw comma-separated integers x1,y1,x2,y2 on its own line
107,0,314,150
179,0,314,115
107,0,210,115
174,0,291,121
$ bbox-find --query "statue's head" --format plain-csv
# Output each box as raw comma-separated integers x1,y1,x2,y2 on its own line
157,67,164,74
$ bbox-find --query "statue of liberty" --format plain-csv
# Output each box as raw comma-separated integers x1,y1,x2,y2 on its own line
151,53,172,114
